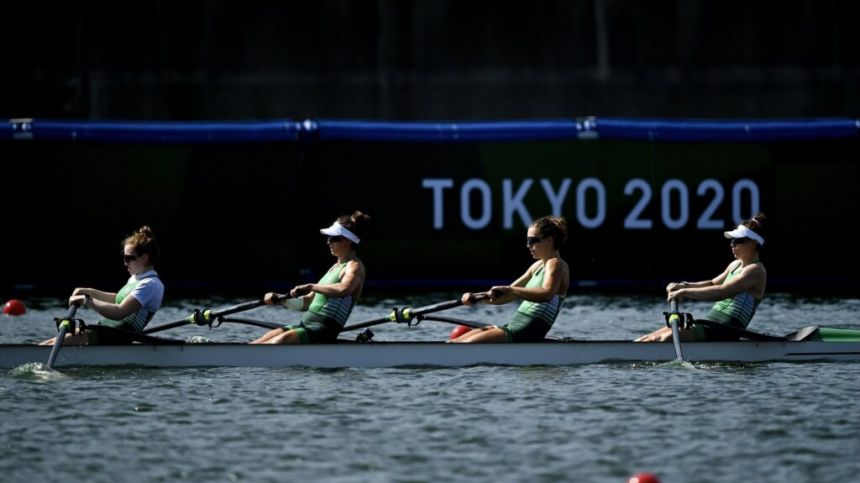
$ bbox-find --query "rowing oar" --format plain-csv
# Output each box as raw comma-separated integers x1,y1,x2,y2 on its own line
414,314,491,329
342,293,490,332
142,294,293,335
212,317,284,331
47,302,80,369
667,299,685,361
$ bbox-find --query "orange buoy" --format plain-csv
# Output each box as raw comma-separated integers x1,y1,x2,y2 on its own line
628,472,661,483
449,325,471,340
3,299,26,316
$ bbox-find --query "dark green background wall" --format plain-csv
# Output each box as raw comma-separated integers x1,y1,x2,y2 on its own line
3,1,858,295
3,1,859,120
3,137,857,294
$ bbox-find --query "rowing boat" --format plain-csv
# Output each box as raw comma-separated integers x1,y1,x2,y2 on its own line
10,298,860,369
3,338,859,368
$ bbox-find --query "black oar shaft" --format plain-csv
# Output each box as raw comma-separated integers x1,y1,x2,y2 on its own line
343,300,465,331
407,299,463,317
342,294,487,332
47,303,80,369
669,299,685,361
143,295,289,334
216,317,283,330
416,314,490,329
142,318,190,334
213,299,268,318
341,317,391,332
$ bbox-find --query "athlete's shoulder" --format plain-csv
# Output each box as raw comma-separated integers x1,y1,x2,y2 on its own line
545,257,568,271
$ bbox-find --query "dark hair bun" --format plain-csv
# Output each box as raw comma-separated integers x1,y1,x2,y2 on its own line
337,211,371,243
750,213,767,229
123,225,160,265
533,215,568,249
351,211,371,226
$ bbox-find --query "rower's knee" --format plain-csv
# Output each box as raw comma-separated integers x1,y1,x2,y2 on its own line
250,328,286,344
268,330,300,345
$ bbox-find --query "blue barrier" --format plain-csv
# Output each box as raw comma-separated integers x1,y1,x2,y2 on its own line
7,119,303,143
315,119,589,142
595,118,860,142
5,117,858,143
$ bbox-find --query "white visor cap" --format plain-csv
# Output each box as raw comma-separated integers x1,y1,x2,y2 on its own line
723,225,764,245
320,222,360,244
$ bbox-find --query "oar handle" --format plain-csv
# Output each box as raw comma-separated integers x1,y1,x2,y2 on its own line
47,303,81,369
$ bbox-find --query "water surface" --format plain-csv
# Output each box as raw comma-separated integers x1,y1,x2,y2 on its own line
2,294,858,482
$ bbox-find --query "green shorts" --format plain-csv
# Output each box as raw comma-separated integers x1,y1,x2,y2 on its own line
86,324,139,345
691,319,746,341
500,312,552,343
284,312,342,344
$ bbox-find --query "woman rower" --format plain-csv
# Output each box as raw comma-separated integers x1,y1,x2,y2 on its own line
40,226,164,346
635,213,768,342
451,216,570,343
251,211,369,344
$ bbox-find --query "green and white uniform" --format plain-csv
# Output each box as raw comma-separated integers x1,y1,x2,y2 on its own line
695,260,762,341
501,263,564,342
287,262,355,343
88,271,164,345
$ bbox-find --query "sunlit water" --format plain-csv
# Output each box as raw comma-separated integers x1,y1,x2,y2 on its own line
2,294,859,482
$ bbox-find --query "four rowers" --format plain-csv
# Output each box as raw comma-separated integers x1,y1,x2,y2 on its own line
45,212,769,345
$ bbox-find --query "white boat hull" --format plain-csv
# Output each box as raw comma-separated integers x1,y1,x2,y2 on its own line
3,340,860,368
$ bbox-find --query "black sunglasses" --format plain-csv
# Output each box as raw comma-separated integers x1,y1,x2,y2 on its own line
526,236,544,245
327,236,344,243
730,237,750,246
123,253,139,262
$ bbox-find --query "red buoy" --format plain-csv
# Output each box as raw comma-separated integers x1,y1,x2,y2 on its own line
449,325,471,340
3,299,26,316
628,472,661,483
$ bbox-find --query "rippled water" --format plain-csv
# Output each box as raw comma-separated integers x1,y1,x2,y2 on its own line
2,294,859,482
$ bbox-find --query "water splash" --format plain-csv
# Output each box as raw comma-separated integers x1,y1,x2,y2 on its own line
659,359,699,370
8,362,70,380
186,335,215,344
